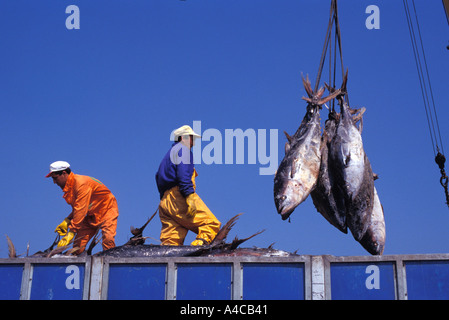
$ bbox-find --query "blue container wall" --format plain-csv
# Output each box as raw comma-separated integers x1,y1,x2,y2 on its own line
330,262,396,300
0,265,23,300
405,260,449,300
107,264,166,300
176,263,232,300
3,255,449,300
30,264,85,300
243,263,304,300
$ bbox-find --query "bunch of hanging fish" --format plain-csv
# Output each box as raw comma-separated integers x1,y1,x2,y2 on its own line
274,71,386,255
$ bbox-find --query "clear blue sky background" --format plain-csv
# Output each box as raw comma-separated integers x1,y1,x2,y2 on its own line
1,0,448,258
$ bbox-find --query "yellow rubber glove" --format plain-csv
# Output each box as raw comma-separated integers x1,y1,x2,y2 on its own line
54,218,71,236
185,193,197,218
58,231,75,247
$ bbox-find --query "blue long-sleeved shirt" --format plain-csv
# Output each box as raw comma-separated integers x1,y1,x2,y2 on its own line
155,142,194,199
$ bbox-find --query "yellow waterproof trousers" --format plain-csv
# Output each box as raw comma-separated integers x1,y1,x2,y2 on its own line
158,172,221,245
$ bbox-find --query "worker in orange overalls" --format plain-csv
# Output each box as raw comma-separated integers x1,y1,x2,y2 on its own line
155,125,221,246
47,161,119,254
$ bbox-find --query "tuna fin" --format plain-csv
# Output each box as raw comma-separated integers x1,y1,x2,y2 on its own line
47,245,69,257
358,117,364,134
352,107,366,134
315,86,325,99
317,88,341,105
66,247,80,256
290,158,298,178
302,96,312,103
210,213,243,245
302,85,341,107
284,131,292,144
130,208,158,237
6,235,16,258
301,74,314,98
285,142,291,155
284,131,292,154
229,229,265,250
324,82,333,92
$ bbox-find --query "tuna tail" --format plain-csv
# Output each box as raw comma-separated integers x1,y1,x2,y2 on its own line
128,208,159,245
229,229,265,250
302,74,314,98
210,213,243,245
6,235,16,258
301,74,342,107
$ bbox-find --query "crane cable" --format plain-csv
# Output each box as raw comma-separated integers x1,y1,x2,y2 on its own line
314,0,347,107
403,0,449,208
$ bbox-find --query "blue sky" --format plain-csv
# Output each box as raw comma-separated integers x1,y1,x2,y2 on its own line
1,0,448,258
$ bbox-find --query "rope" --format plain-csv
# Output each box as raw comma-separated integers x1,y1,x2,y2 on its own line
314,0,347,104
314,0,336,93
403,0,448,208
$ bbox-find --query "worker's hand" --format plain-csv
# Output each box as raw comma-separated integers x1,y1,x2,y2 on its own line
185,194,197,218
57,231,75,247
54,218,71,236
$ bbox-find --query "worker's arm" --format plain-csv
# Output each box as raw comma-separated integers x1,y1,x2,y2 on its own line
68,182,93,233
176,146,195,197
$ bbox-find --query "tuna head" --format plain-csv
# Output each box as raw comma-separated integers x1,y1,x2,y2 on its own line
274,158,309,220
274,177,304,220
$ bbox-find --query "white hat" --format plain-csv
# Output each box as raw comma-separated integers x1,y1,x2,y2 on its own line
45,161,70,178
172,125,201,141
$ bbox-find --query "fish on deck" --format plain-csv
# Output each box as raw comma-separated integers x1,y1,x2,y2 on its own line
95,214,278,258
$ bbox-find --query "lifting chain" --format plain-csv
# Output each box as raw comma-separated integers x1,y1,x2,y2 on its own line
435,152,449,208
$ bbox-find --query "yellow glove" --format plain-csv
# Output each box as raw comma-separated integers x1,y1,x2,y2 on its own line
54,218,71,236
185,193,197,218
58,231,75,247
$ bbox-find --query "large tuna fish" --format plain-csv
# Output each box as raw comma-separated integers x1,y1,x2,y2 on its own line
310,110,347,233
359,187,386,255
274,76,340,221
328,74,375,242
311,103,367,234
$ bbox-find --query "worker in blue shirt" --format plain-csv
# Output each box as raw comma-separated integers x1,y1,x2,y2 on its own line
156,125,221,246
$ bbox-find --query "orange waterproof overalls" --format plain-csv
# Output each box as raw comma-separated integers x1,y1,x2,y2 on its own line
158,170,221,245
63,172,119,253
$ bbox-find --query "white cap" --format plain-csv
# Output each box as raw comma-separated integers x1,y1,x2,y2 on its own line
45,161,70,178
172,125,201,141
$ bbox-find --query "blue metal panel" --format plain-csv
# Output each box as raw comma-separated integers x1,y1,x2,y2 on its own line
176,263,231,300
30,264,85,300
0,265,23,300
107,264,166,300
406,260,449,300
330,262,396,300
243,263,304,300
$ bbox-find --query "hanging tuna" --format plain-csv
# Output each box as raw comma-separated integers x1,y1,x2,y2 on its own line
273,75,341,221
274,72,386,255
